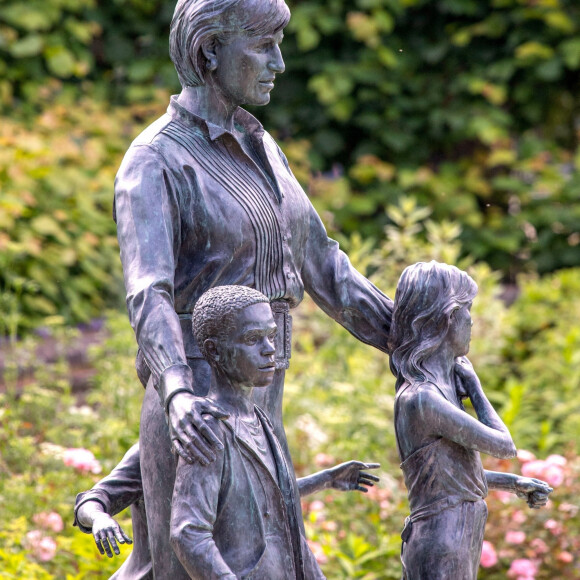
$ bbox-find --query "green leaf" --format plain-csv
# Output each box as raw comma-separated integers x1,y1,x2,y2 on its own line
560,37,580,69
44,45,76,77
8,34,44,58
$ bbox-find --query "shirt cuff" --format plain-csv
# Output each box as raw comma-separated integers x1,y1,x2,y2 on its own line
73,491,110,534
158,364,195,412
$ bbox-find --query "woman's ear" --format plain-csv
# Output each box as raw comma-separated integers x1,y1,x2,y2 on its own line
201,38,218,71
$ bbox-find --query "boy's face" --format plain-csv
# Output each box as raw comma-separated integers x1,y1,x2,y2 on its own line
217,302,277,388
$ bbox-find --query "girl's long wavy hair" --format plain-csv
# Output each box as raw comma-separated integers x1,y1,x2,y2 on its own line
388,261,478,392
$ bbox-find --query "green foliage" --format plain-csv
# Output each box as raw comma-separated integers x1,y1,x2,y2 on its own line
0,96,168,334
265,0,580,276
1,219,580,577
0,0,178,111
2,0,579,287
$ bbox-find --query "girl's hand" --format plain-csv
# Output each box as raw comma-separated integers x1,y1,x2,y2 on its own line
515,477,553,509
454,357,478,397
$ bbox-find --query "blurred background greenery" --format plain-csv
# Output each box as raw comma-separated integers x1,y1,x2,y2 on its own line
1,0,579,577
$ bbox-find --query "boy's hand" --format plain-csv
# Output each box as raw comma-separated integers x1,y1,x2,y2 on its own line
92,513,132,558
514,476,553,509
327,461,380,493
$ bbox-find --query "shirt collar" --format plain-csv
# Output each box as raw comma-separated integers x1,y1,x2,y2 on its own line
167,95,265,142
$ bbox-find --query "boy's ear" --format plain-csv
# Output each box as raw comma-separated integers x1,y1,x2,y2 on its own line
204,338,220,363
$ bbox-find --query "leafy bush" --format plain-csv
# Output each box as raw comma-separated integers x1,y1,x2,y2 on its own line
2,0,579,285
2,211,580,576
0,96,169,334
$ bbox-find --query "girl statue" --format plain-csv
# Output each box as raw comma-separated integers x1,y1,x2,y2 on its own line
388,261,552,580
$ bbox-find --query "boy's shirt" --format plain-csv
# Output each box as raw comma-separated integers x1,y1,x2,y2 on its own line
171,405,325,580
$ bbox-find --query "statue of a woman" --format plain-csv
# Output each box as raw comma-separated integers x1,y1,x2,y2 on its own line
113,0,393,576
389,261,552,580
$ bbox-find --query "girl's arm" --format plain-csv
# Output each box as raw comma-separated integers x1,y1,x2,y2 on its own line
408,364,517,459
485,471,552,508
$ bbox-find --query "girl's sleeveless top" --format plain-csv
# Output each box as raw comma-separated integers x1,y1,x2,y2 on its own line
395,381,488,519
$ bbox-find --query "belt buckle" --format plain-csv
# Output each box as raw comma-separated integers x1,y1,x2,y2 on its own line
270,301,291,370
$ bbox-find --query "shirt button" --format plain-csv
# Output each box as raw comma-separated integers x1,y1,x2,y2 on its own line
264,511,270,518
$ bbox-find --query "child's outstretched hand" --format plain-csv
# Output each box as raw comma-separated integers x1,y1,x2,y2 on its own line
326,461,380,493
92,512,132,558
514,476,553,509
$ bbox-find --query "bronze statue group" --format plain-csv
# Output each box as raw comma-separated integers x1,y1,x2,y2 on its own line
73,0,552,578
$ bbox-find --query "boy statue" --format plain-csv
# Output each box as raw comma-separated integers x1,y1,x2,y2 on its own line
74,285,379,579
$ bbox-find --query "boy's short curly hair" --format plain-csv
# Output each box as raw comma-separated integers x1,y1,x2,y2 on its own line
192,285,270,363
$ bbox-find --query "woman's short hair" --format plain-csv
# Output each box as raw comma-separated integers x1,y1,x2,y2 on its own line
170,0,290,88
192,285,270,363
388,261,478,391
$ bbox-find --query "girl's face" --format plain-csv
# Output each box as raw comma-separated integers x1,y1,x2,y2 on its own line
447,302,473,357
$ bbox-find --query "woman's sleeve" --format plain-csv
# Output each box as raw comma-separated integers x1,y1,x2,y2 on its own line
114,144,193,406
301,201,393,354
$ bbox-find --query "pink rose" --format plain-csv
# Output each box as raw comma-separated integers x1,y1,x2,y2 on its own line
557,551,573,563
32,511,64,533
544,519,563,535
507,558,538,579
530,538,549,555
307,540,328,565
511,510,527,524
24,530,57,562
493,490,513,503
480,541,498,568
309,500,325,513
314,453,335,467
517,449,536,463
506,530,526,544
521,460,546,479
545,454,566,467
542,464,564,487
63,448,102,474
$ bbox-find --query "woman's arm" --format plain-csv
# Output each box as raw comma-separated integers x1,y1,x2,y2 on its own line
115,145,226,464
300,201,393,354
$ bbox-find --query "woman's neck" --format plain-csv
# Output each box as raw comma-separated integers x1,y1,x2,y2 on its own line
177,85,238,133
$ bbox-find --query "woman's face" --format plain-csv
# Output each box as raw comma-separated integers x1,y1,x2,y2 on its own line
448,302,473,357
213,29,285,108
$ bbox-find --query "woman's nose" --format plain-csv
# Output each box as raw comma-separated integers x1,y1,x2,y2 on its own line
268,46,285,74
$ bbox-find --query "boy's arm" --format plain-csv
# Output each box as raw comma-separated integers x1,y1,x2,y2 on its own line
485,470,552,508
170,424,236,580
297,461,380,497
